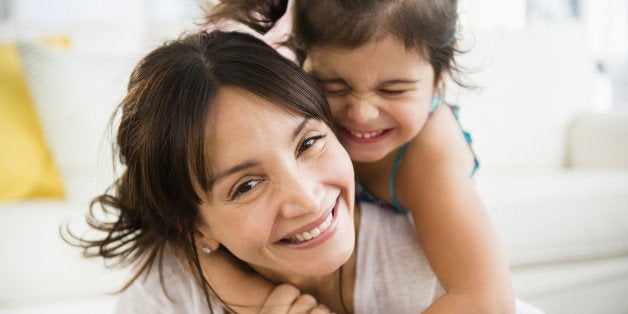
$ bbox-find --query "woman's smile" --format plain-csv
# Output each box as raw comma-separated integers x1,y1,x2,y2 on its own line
278,194,340,248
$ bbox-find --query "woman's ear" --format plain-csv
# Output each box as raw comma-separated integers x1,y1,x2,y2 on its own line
193,225,221,255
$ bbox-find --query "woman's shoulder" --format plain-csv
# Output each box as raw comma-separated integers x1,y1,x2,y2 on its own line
354,202,444,312
113,247,223,314
356,202,425,258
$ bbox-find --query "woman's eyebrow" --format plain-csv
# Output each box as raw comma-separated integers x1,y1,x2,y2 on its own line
293,118,311,139
213,160,259,183
213,118,310,183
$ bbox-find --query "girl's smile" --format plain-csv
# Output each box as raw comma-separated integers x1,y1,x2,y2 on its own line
340,127,394,144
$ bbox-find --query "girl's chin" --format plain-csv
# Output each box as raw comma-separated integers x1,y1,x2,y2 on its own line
347,150,386,163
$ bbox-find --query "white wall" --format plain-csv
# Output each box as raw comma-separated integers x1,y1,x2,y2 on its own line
460,0,627,108
1,0,625,105
0,0,201,54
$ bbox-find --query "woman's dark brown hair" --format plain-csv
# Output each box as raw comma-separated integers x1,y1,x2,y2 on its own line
206,0,466,87
63,30,332,312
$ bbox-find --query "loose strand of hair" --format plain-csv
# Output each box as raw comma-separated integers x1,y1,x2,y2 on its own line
204,0,289,34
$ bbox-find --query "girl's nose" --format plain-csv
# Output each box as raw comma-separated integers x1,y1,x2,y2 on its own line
278,167,324,219
346,94,379,124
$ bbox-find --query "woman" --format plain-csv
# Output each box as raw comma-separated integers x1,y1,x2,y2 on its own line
66,30,538,313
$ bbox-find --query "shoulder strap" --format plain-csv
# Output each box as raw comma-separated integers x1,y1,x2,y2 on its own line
429,93,441,113
446,103,481,177
387,94,438,211
388,143,409,211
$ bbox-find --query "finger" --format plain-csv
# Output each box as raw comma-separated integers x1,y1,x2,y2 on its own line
260,284,301,313
287,294,317,314
309,304,332,314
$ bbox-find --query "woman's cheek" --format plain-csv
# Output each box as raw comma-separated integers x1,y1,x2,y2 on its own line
330,141,354,178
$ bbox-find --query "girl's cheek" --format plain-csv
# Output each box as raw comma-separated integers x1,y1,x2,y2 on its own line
327,97,347,109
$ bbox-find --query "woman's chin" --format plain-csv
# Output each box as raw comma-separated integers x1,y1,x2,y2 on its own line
258,228,355,280
288,247,353,277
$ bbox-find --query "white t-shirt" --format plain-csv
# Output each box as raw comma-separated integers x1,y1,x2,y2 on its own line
114,202,543,313
353,201,445,312
113,250,223,313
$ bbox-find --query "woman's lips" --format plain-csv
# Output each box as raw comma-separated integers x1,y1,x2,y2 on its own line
277,196,340,248
283,212,332,243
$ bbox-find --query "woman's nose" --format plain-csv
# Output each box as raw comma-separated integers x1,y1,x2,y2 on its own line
278,168,324,219
346,94,379,124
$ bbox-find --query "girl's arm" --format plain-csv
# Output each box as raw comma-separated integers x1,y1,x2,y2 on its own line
397,106,515,313
200,249,330,313
200,249,274,313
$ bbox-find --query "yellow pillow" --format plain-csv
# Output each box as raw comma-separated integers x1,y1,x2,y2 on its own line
0,44,65,200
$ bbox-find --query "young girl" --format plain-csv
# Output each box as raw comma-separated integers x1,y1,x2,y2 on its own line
205,0,517,312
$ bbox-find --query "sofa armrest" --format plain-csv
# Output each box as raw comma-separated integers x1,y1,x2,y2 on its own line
567,110,628,168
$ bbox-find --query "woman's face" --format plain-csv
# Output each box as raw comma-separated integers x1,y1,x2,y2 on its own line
198,87,355,280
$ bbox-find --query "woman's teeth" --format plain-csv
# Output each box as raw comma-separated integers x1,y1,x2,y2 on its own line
285,213,332,243
349,130,383,139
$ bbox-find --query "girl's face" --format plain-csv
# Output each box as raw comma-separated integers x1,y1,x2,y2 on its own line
198,87,355,281
303,35,437,163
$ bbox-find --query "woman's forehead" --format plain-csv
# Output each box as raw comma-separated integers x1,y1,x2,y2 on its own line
208,88,307,148
211,87,304,127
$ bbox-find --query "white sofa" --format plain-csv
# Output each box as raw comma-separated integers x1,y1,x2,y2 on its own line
1,23,627,314
459,23,628,313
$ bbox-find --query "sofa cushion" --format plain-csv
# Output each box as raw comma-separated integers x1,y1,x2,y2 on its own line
0,44,64,200
455,22,595,170
476,169,628,266
511,254,628,313
0,200,128,307
568,110,628,168
17,43,138,203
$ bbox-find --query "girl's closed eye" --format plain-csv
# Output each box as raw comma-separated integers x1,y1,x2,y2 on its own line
323,88,349,97
379,88,408,97
318,81,350,97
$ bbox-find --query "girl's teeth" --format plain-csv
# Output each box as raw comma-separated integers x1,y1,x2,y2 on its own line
350,130,382,139
286,214,332,243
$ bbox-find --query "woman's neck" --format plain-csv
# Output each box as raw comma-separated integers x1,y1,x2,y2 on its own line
253,204,361,313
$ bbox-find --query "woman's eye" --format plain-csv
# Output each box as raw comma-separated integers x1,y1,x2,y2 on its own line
298,134,326,155
229,180,260,200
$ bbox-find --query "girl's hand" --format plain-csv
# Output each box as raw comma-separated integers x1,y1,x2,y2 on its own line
260,284,331,314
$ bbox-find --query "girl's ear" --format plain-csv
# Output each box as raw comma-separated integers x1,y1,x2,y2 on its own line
434,71,446,92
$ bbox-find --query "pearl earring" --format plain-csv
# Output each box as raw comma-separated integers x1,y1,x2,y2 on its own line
202,245,212,255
